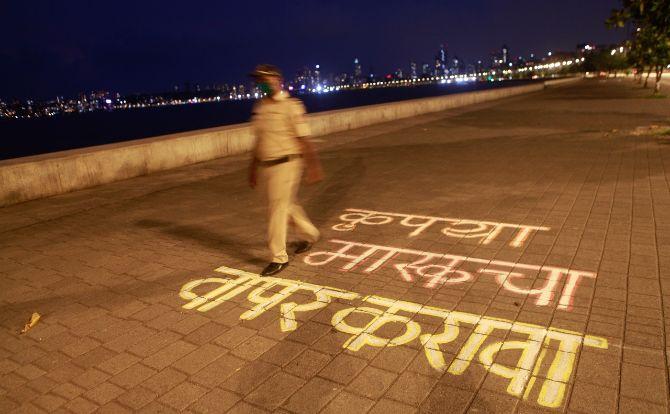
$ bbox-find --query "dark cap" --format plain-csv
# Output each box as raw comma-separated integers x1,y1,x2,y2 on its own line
249,64,282,79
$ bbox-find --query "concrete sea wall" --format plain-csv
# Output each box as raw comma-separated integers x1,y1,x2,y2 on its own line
0,79,573,206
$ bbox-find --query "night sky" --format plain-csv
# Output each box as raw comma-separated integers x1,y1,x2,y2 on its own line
1,0,625,100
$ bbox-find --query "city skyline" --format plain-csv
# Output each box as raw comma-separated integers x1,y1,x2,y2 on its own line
1,40,601,106
0,0,624,100
1,44,592,119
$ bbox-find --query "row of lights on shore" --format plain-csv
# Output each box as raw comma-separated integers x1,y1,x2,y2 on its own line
310,58,587,93
95,57,588,110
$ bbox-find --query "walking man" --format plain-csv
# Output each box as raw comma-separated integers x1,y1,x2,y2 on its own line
248,64,322,276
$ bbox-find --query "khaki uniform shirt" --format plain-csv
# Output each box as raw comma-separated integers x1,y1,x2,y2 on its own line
251,91,311,161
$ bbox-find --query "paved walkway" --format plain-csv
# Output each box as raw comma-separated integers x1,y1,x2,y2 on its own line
1,80,670,414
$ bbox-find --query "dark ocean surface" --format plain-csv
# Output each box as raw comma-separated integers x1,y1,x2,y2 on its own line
1,79,538,160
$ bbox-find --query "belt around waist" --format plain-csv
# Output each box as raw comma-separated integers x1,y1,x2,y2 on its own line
259,154,302,167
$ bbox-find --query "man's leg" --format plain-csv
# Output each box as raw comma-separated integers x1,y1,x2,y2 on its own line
264,163,292,265
286,159,320,248
268,199,290,263
289,204,320,243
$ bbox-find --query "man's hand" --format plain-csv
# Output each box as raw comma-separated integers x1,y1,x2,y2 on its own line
297,137,323,185
248,159,258,188
305,158,324,184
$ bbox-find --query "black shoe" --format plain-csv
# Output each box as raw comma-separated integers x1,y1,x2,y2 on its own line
261,262,289,276
294,241,314,254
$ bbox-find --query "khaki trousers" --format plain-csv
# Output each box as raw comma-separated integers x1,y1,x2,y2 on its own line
260,159,320,263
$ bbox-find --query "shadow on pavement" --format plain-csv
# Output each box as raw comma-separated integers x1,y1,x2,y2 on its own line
135,218,266,267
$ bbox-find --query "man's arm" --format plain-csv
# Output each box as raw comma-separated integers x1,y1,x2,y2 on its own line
291,99,323,184
249,147,260,188
249,107,261,188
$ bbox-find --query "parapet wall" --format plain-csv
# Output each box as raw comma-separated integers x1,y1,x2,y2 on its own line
0,80,568,206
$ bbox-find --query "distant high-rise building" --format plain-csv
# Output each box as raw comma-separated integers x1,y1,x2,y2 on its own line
434,57,442,76
353,58,362,83
395,68,403,79
437,44,448,76
335,73,349,85
295,67,310,89
491,50,501,68
314,64,321,86
502,45,509,64
409,61,417,79
421,63,431,77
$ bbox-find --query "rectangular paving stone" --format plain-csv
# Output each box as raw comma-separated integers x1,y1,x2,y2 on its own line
109,363,157,389
258,339,307,367
226,401,269,414
71,347,117,370
318,353,369,385
171,343,226,375
370,398,418,414
71,368,111,390
182,321,231,346
51,382,85,400
103,326,157,353
32,393,68,412
384,371,437,407
187,388,240,413
97,352,141,375
64,396,99,414
220,360,279,396
282,377,341,414
620,362,668,405
569,382,617,414
116,386,158,410
619,396,667,414
230,335,278,361
141,367,187,396
157,381,208,411
346,365,398,400
244,371,306,410
189,353,246,388
142,340,197,370
83,381,125,405
321,391,375,414
283,349,332,379
127,331,183,358
214,325,258,349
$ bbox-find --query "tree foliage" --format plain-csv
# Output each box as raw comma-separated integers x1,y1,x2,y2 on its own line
583,49,629,75
607,0,670,93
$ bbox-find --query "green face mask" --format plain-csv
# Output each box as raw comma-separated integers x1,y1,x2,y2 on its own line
258,82,273,95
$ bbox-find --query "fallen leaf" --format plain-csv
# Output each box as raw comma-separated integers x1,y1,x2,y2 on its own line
20,312,41,334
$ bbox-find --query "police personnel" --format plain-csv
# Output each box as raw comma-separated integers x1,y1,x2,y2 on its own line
248,64,322,276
